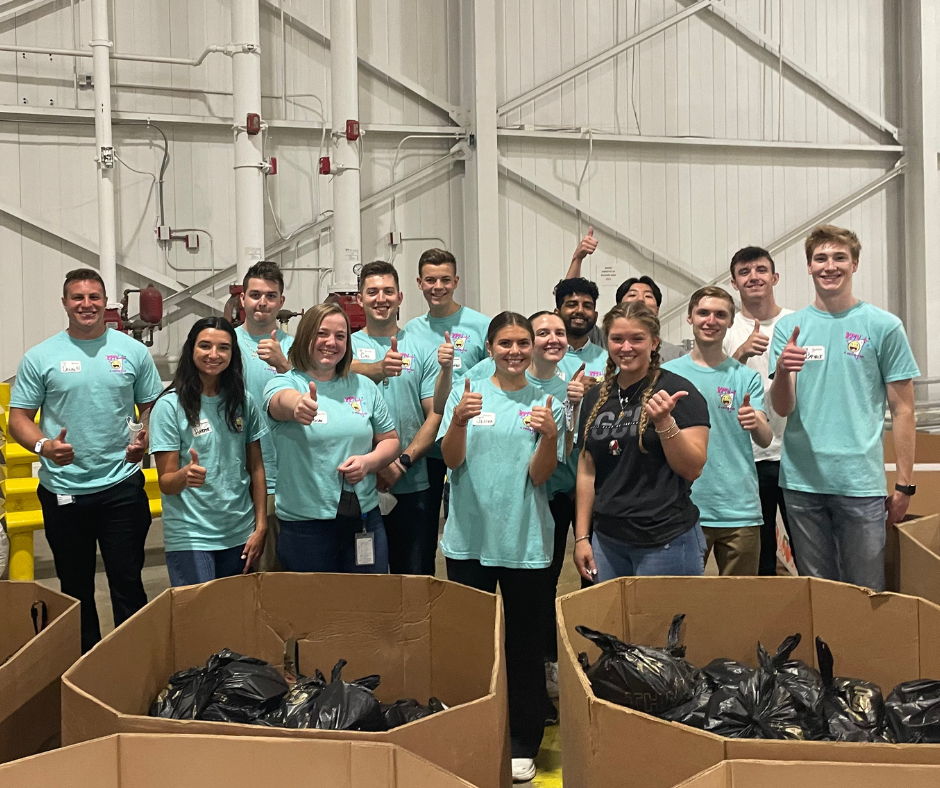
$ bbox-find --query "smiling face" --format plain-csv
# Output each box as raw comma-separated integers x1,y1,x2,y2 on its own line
622,282,660,314
309,313,349,373
487,324,533,376
688,295,734,347
557,292,598,338
417,263,458,310
193,328,233,378
808,242,857,298
532,313,568,364
241,276,285,331
62,279,106,333
358,273,402,327
731,257,778,303
607,318,658,376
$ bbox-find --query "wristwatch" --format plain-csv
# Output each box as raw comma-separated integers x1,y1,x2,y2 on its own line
398,453,413,471
895,483,916,496
34,438,49,456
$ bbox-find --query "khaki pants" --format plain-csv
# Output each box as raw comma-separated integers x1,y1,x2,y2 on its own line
702,526,761,576
257,494,281,572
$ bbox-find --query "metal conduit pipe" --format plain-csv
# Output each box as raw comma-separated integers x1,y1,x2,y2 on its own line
0,41,243,66
90,0,116,303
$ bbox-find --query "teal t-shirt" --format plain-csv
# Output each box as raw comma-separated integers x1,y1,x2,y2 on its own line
351,329,437,495
10,329,163,495
263,370,397,521
150,391,268,552
557,340,608,384
768,301,920,497
236,325,295,494
663,355,765,529
437,378,565,568
404,306,491,381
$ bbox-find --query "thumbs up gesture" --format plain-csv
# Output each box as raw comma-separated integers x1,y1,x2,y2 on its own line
293,381,320,425
44,427,75,466
574,227,598,261
646,390,688,428
184,448,207,488
453,377,483,427
777,326,806,374
257,329,289,372
382,336,403,379
735,319,769,361
566,363,586,405
529,395,558,439
736,392,760,432
438,330,455,370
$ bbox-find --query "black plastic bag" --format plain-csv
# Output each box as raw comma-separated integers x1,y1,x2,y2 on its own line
576,614,696,716
258,670,329,728
198,650,290,724
815,637,885,742
150,666,215,720
382,697,445,729
296,659,387,731
885,679,940,744
661,657,756,729
768,634,825,737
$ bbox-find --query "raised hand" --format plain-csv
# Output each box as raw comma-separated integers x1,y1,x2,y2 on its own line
735,319,769,361
44,428,74,466
574,227,598,261
293,381,319,425
438,330,455,370
736,392,760,432
337,455,369,485
646,390,688,428
566,364,586,405
528,395,557,439
257,329,288,370
454,378,483,427
383,336,403,378
777,326,806,374
184,448,207,488
125,428,148,464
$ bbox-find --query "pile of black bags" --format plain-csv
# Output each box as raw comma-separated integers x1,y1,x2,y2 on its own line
577,615,940,743
150,649,444,732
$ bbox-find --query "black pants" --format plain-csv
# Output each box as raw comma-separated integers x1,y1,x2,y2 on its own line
426,455,447,527
545,492,576,662
38,471,151,653
383,488,437,575
756,460,794,576
446,558,553,759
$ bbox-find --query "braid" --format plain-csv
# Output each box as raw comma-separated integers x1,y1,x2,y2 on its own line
637,346,663,453
579,358,618,457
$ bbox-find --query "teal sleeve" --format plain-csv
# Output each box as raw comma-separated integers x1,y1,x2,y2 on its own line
767,321,788,379
148,396,182,453
747,369,765,414
879,324,920,383
437,386,462,439
9,353,44,409
244,394,268,443
133,346,163,404
370,387,397,434
262,374,297,413
420,351,438,400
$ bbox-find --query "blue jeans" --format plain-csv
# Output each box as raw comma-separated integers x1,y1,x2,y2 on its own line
592,524,706,582
383,488,437,575
782,490,886,591
165,543,247,587
277,507,389,573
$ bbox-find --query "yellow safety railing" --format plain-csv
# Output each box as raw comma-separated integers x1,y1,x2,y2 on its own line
1,382,162,580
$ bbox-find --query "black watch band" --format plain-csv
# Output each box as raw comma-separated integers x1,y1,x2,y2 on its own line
398,453,413,471
895,483,916,496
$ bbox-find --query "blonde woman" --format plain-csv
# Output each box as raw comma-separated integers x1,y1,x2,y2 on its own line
574,302,710,581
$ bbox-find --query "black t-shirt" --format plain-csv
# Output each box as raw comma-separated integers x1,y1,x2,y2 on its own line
578,369,710,548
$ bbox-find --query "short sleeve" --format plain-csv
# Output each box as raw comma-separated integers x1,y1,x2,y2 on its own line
148,396,183,453
767,321,789,380
419,350,438,400
746,369,765,414
133,346,163,404
369,385,397,435
263,373,297,413
879,323,920,383
437,386,463,440
9,353,45,409
244,393,269,443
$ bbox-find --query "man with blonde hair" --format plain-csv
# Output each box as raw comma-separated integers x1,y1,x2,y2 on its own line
768,225,919,591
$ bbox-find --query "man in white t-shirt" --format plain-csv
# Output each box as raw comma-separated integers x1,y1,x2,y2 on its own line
722,246,793,575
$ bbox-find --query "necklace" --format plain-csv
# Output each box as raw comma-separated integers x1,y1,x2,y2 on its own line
617,381,645,420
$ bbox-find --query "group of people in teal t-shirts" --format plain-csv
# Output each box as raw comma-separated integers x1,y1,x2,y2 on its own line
8,225,921,783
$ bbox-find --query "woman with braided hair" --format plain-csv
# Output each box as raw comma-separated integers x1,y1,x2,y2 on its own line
573,302,711,581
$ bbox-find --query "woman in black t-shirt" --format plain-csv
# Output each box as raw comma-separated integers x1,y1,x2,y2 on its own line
573,302,710,581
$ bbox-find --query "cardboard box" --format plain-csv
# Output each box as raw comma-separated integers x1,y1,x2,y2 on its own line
884,430,940,464
61,574,509,788
899,514,940,607
675,759,940,788
0,581,80,764
0,733,479,788
557,576,940,788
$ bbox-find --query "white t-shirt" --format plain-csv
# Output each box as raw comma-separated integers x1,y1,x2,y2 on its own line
722,307,794,463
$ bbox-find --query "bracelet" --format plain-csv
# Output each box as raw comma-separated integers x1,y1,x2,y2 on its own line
660,425,681,440
654,419,678,435
453,417,469,429
575,535,591,543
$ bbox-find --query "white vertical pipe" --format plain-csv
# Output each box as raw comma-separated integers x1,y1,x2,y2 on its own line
90,0,116,303
232,0,264,279
328,0,362,292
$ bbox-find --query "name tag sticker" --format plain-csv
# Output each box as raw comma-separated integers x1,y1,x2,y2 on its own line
56,494,75,506
472,412,496,426
60,361,81,373
356,348,377,361
192,419,212,437
453,358,462,369
312,412,328,425
355,531,376,566
805,346,826,361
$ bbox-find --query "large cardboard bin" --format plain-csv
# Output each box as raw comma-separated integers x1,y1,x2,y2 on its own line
0,581,80,764
675,759,940,788
557,576,940,788
61,574,509,788
899,514,940,606
0,733,479,787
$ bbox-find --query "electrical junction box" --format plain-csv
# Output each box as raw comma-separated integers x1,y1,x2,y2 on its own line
246,113,261,135
156,226,172,241
318,156,331,175
388,232,403,246
345,119,360,141
185,234,199,250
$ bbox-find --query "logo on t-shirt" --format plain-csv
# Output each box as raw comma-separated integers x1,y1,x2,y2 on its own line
107,354,126,373
588,370,604,379
519,410,534,433
451,333,468,352
845,332,868,360
717,387,736,411
234,416,244,432
346,397,367,417
401,353,415,372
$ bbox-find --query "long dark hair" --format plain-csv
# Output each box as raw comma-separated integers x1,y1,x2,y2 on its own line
159,317,246,432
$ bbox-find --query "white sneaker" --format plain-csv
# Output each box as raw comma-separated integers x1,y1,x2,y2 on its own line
511,758,536,783
545,660,559,700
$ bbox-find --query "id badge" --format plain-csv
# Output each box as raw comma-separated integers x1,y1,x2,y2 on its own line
56,494,75,506
355,531,376,566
